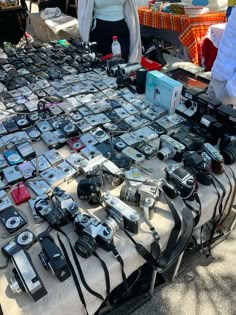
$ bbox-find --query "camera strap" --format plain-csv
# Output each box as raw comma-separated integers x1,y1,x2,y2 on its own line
219,166,236,226
109,245,128,292
93,252,111,296
158,203,194,272
207,175,227,255
57,233,89,315
121,228,159,268
56,229,106,309
184,192,202,227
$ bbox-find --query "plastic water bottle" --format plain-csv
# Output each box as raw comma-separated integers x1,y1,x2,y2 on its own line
111,36,121,58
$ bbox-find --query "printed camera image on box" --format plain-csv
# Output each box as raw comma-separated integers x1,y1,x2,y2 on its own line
145,70,183,114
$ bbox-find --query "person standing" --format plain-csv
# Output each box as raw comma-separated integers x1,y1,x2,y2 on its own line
207,6,236,106
226,0,236,19
77,0,142,62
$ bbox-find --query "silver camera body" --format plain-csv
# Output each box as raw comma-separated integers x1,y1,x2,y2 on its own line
9,249,47,301
158,135,185,162
53,187,80,218
103,192,140,234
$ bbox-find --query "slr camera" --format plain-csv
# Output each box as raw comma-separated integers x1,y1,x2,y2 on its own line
38,231,71,282
164,164,197,200
220,133,236,165
157,135,185,162
34,197,69,228
53,187,80,218
77,175,104,205
183,151,212,186
74,213,114,258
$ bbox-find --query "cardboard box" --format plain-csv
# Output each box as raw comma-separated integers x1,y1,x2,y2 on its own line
145,70,183,113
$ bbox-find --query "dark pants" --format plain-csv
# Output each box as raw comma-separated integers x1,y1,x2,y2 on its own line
90,19,130,62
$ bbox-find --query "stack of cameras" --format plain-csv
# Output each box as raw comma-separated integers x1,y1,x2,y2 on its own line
0,41,236,304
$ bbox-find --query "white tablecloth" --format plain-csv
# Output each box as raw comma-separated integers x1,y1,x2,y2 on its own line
0,137,235,315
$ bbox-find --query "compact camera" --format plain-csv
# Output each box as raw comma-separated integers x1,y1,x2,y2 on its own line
157,135,185,162
0,206,27,234
74,213,114,258
9,250,47,301
2,229,37,258
38,231,71,282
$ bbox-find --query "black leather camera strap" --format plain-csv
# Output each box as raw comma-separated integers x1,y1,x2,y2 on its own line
110,245,128,292
57,233,88,315
207,175,227,255
157,193,182,269
219,166,236,225
93,252,111,296
56,229,105,305
122,228,159,268
185,192,202,227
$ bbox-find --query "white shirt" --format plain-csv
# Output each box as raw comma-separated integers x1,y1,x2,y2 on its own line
94,0,125,21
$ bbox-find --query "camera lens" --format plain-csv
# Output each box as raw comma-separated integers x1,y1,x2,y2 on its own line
221,146,236,165
9,275,23,294
74,235,97,258
157,147,174,161
120,184,139,205
104,217,119,233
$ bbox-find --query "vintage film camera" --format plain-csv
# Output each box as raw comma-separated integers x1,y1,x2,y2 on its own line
9,250,47,301
74,213,114,258
157,135,185,162
183,151,212,186
77,175,104,206
220,133,236,165
164,165,197,201
103,192,140,234
52,187,80,218
120,182,159,220
202,143,224,175
38,231,71,282
33,197,69,228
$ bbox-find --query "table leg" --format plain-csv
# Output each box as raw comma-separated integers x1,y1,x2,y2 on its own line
150,268,158,296
171,251,185,282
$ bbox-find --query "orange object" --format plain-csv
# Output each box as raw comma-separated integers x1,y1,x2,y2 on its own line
138,6,226,65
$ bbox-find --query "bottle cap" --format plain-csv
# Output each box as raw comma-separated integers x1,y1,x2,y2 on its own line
112,36,118,41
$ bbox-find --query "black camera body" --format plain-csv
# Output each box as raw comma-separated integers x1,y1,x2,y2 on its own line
74,213,114,258
77,175,104,205
216,104,236,134
171,126,206,151
34,198,69,228
220,133,236,165
164,165,197,200
38,231,71,282
194,93,222,121
183,151,212,186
